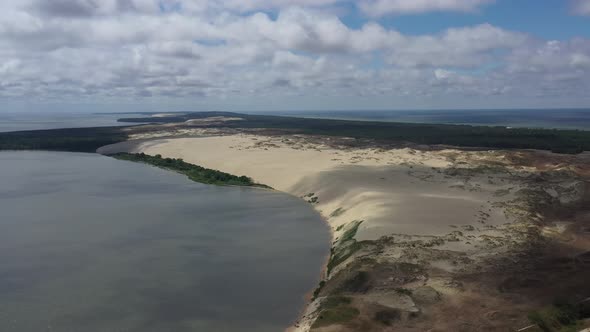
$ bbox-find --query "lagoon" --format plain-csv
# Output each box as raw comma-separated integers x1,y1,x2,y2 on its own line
0,151,330,332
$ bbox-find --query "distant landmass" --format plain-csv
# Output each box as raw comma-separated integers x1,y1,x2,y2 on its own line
117,111,590,154
1,111,590,154
269,109,590,131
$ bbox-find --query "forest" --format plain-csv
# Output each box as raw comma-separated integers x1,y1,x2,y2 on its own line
0,127,128,152
112,153,269,188
120,112,590,154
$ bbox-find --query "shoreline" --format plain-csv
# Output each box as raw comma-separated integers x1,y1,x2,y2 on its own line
285,214,333,332
98,140,336,332
1,144,333,331
4,148,332,332
99,132,590,331
0,149,333,332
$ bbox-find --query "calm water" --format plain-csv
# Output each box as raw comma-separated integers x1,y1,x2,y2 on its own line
0,151,330,332
270,109,590,130
0,113,133,133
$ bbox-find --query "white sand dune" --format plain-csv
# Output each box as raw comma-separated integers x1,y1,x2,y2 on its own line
107,134,518,241
98,133,580,332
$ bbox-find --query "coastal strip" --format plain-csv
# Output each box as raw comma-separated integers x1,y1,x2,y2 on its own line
101,133,590,331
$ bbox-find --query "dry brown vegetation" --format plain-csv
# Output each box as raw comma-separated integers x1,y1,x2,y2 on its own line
309,151,590,332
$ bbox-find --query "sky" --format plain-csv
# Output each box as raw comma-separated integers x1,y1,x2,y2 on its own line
1,0,590,113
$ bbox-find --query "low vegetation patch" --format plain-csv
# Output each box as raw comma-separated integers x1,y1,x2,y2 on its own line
327,241,363,276
112,153,270,188
374,308,401,326
394,287,413,296
327,220,365,275
312,281,326,300
528,299,590,332
330,207,346,218
339,271,371,293
312,296,360,328
340,220,363,243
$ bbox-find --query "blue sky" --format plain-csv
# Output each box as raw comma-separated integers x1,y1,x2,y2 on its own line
375,0,589,39
1,0,590,112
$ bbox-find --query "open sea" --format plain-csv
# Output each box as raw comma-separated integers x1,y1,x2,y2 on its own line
270,109,590,130
0,113,133,133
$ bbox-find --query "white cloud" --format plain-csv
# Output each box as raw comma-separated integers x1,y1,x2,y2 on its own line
386,24,527,68
208,0,344,12
572,0,590,15
571,53,590,68
359,0,494,16
0,0,589,109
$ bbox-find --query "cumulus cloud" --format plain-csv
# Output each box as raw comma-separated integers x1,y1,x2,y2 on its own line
0,0,589,109
359,0,495,16
385,24,528,68
208,0,344,12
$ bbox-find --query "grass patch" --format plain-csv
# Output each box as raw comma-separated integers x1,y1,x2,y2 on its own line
394,287,413,296
327,220,365,275
339,271,370,293
330,208,346,218
528,299,589,332
340,220,363,243
327,241,362,275
312,280,326,300
323,296,352,308
312,296,359,328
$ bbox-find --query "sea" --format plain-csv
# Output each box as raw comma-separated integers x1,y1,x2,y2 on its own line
270,109,590,130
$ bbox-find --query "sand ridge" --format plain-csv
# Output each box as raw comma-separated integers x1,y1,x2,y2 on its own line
114,134,526,244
